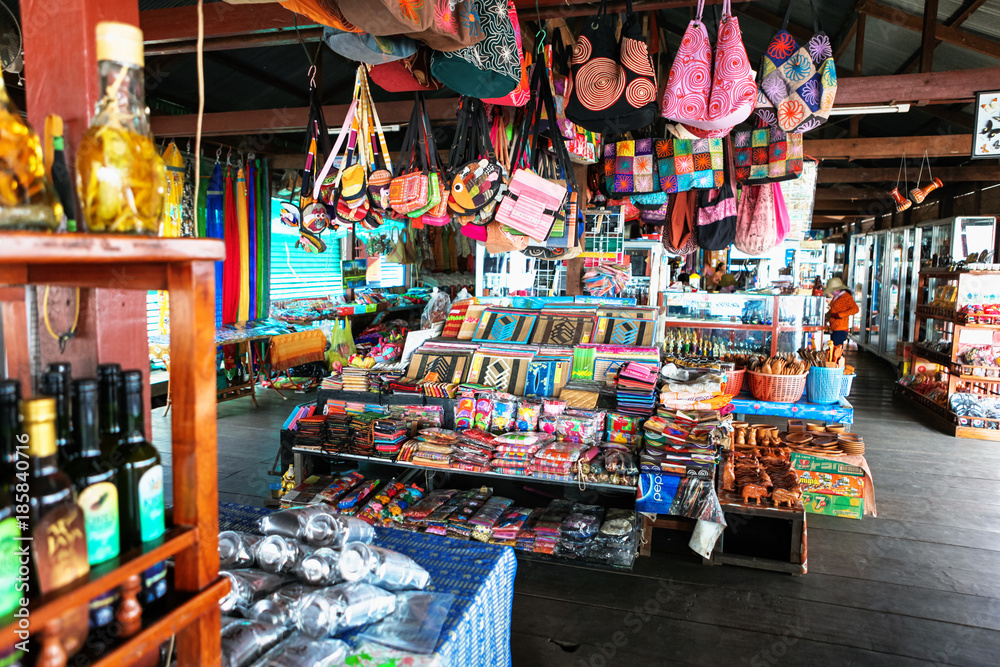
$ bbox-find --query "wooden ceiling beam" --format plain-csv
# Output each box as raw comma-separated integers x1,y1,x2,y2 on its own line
895,0,988,75
817,165,1000,183
806,134,970,160
919,0,939,73
860,0,1000,61
141,3,319,45
815,186,886,200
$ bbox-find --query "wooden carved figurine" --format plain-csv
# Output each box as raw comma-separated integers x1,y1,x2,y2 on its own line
722,457,736,492
117,574,143,637
741,484,769,505
772,488,799,508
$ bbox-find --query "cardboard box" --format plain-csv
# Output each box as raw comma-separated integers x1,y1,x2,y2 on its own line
802,492,864,520
796,471,865,498
791,453,865,476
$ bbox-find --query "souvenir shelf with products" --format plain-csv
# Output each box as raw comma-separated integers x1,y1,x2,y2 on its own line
0,233,226,665
662,292,826,357
848,217,996,366
897,268,1000,441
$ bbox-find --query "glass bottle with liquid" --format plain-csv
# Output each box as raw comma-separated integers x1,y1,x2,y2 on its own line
66,378,120,628
0,72,62,230
38,370,74,464
115,370,168,606
97,363,122,459
76,21,165,234
23,397,90,658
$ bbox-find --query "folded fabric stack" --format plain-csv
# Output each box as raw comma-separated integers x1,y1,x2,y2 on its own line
422,489,478,536
554,504,605,560
386,377,423,394
641,411,722,476
347,413,378,455
443,488,493,540
533,500,574,554
529,441,587,481
422,382,458,398
491,432,553,477
451,429,495,472
615,362,658,416
388,404,444,431
469,496,514,542
410,427,459,469
320,373,343,391
372,419,408,458
323,412,353,452
658,362,729,411
516,508,543,552
491,506,532,546
342,365,370,392
294,415,326,450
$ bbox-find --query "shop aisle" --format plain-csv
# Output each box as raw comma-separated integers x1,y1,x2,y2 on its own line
152,351,1000,665
511,351,1000,666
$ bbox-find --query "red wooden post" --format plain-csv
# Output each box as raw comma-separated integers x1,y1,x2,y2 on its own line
21,0,150,424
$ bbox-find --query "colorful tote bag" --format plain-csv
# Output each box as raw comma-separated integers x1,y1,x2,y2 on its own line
603,138,657,196
430,0,521,99
653,137,724,193
565,0,658,134
695,182,737,250
733,124,803,184
734,183,779,256
338,0,484,52
481,0,530,107
368,47,444,92
755,0,837,133
661,0,756,137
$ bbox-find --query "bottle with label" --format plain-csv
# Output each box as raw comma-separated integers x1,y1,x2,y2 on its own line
97,363,122,459
66,378,120,628
24,397,90,658
0,381,22,633
38,370,74,464
76,22,165,234
115,370,167,606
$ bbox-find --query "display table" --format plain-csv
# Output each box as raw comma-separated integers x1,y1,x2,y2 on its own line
218,503,517,667
730,394,854,425
708,489,807,575
635,475,726,559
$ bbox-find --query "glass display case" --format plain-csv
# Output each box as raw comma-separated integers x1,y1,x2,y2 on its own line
663,292,826,356
918,216,996,265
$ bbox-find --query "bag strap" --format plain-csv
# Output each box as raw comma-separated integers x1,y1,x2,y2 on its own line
807,0,824,34
313,99,358,199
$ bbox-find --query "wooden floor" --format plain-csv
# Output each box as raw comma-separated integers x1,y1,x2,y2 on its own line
152,352,1000,666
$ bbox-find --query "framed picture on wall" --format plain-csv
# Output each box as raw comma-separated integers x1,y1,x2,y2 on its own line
972,90,1000,159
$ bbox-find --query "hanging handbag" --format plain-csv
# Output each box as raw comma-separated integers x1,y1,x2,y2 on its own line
481,0,530,107
695,183,737,250
733,121,803,184
603,136,658,196
389,99,430,215
446,98,507,221
431,0,522,99
565,0,658,134
323,27,417,64
663,190,698,254
338,0,485,52
368,48,443,92
661,0,756,137
734,183,779,256
639,193,674,226
354,68,394,212
755,0,837,133
654,135,725,193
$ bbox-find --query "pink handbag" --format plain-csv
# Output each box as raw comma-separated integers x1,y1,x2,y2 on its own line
495,168,568,241
773,181,791,243
734,183,778,256
661,0,756,137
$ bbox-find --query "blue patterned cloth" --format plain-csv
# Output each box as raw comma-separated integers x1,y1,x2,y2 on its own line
217,503,517,667
729,395,854,425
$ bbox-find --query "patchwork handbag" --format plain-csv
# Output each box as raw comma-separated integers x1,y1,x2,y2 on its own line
695,182,737,250
565,0,658,134
755,0,837,133
368,48,443,92
661,0,756,137
446,97,507,221
653,136,725,193
733,122,803,184
603,137,658,196
431,0,522,99
388,97,431,215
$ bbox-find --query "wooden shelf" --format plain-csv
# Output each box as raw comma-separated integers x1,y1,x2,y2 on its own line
912,344,954,368
0,526,196,647
0,231,224,264
90,579,228,667
0,231,223,665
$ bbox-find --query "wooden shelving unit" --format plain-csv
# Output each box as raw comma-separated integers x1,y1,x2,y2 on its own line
0,232,226,665
904,269,1000,442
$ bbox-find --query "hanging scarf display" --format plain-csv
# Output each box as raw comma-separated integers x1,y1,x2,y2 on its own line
222,165,241,324
161,141,184,238
236,165,251,322
247,160,257,319
181,147,196,238
206,162,225,327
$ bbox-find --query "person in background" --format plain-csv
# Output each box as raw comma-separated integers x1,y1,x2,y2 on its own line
824,277,859,361
711,262,726,289
812,276,824,296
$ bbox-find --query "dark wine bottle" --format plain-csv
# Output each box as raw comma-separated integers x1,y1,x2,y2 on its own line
115,371,167,607
66,378,120,629
23,397,89,658
38,370,73,463
97,363,122,460
0,381,21,624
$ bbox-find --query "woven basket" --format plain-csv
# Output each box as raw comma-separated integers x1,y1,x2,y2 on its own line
840,373,856,398
748,371,808,403
807,366,843,404
724,368,746,396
